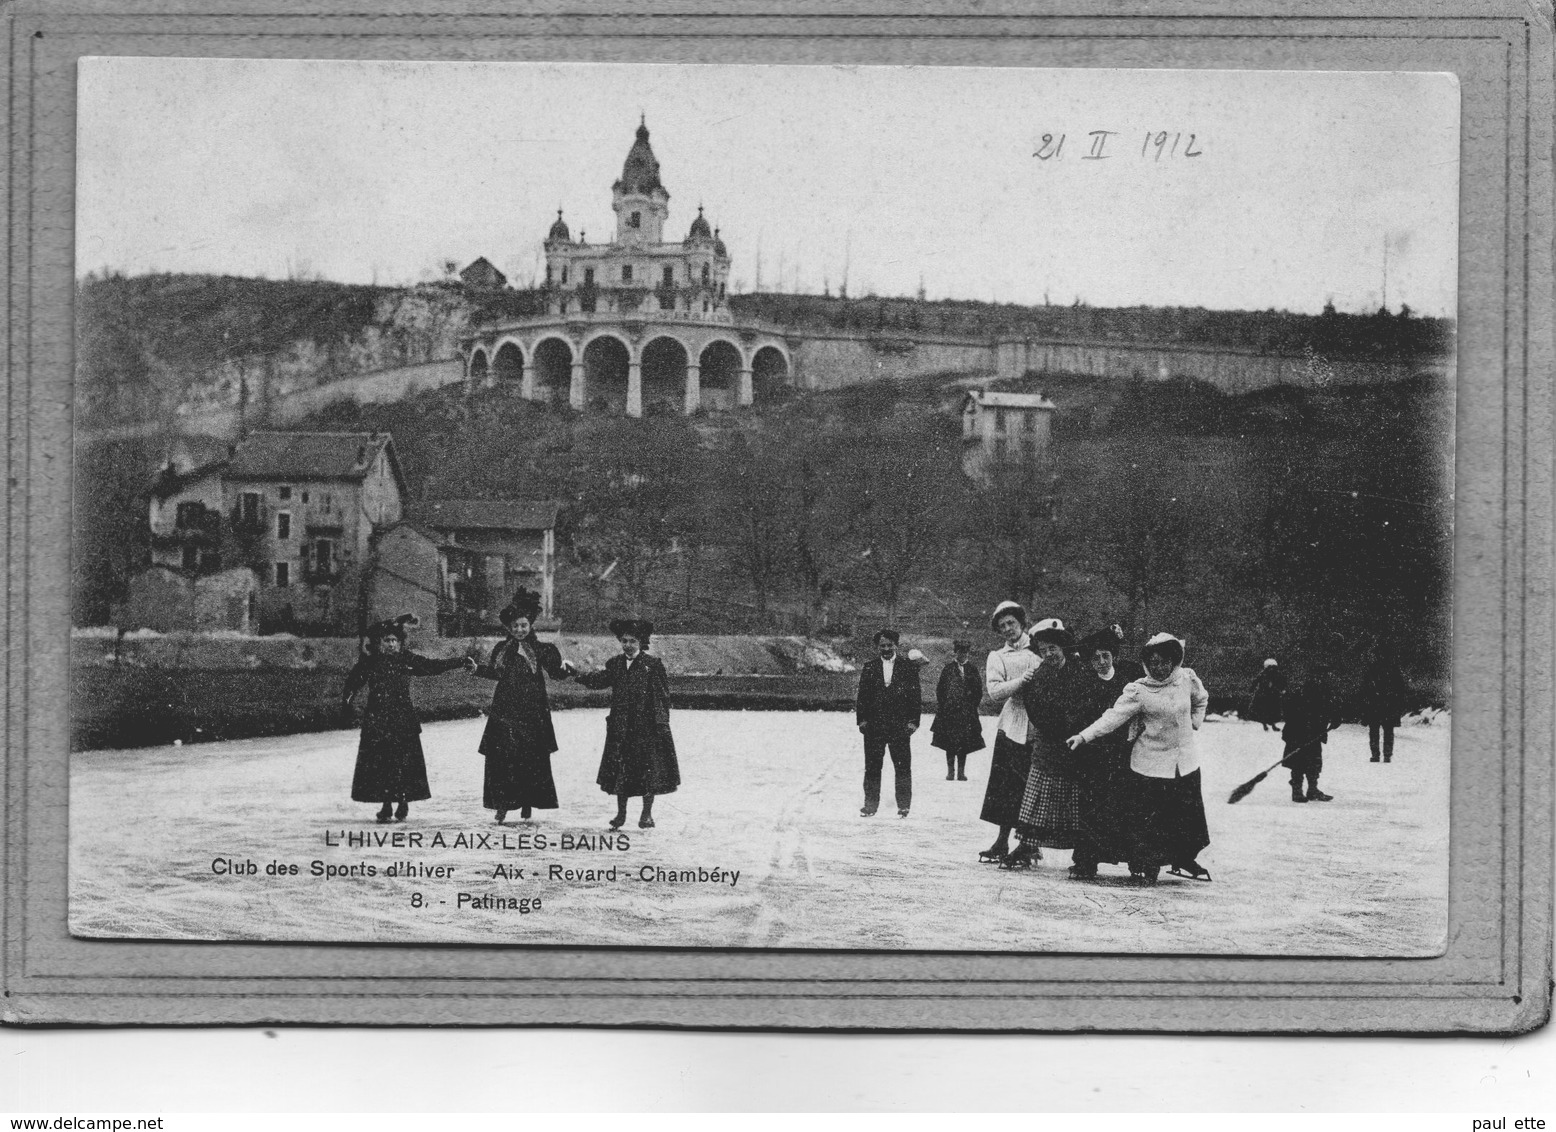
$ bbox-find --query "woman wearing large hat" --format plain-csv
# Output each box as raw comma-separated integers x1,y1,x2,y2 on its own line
576,617,681,829
341,614,476,823
473,588,577,824
1066,632,1212,884
976,601,1043,863
1000,618,1087,870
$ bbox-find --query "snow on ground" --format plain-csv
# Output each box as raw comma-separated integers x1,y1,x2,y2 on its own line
69,711,1448,954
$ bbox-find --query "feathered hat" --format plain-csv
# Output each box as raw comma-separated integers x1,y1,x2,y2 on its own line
608,617,654,648
364,613,420,652
500,587,543,626
1078,624,1127,658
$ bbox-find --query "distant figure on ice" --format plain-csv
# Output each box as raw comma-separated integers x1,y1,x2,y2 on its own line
474,589,577,824
1067,632,1211,884
855,628,922,818
1246,658,1287,731
931,639,986,782
977,601,1042,863
1067,625,1139,880
342,614,476,823
1357,649,1411,764
1001,618,1085,870
575,618,680,830
1283,662,1342,803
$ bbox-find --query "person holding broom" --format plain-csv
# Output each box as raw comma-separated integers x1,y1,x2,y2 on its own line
1283,662,1342,803
1065,632,1211,884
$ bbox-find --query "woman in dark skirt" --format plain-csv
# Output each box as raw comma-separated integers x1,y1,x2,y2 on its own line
576,618,680,829
931,639,986,781
1066,632,1211,884
474,589,577,824
1001,618,1086,870
342,614,476,823
977,601,1043,863
1245,658,1287,731
1067,625,1140,879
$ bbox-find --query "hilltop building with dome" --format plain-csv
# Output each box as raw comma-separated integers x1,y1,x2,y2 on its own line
462,118,795,416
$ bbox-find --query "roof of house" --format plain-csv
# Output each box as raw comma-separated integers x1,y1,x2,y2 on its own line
460,257,507,286
964,390,1058,411
406,499,560,532
226,432,406,494
149,460,228,499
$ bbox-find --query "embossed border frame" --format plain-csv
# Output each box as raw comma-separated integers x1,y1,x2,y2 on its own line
3,0,1550,1031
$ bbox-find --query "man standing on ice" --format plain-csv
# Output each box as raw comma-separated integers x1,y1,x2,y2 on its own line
855,628,922,818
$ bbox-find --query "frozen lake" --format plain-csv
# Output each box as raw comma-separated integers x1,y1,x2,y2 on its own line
69,709,1450,954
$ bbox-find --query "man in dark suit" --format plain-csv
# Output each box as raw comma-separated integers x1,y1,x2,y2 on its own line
856,628,922,818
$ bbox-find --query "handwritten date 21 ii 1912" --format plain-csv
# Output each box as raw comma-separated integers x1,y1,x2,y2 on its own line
1034,130,1205,162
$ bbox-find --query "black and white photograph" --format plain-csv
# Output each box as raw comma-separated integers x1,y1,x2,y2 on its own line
67,58,1459,956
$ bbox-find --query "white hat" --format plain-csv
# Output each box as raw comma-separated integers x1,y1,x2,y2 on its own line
1031,617,1065,634
989,601,1028,630
1141,632,1186,665
1263,657,1278,667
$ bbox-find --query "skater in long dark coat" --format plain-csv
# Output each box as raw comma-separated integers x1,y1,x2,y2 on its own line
1067,625,1138,879
342,615,475,823
1357,650,1411,763
474,589,576,823
977,601,1043,863
855,628,922,818
1246,658,1287,731
1002,618,1087,870
1283,664,1342,803
1067,632,1212,884
931,639,986,782
576,618,680,829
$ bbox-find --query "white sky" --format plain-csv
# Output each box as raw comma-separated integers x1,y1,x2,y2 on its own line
77,59,1459,316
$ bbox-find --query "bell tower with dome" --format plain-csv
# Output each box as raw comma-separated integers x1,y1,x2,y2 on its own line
612,116,669,246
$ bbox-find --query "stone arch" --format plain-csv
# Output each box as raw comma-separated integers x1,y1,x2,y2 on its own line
699,338,743,412
531,337,573,403
493,340,525,384
641,335,690,415
751,344,791,402
583,334,632,413
467,347,489,383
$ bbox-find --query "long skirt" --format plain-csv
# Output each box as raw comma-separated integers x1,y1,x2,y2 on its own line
482,745,560,811
1016,752,1083,849
1072,744,1133,865
350,733,431,803
1124,769,1210,869
979,732,1030,827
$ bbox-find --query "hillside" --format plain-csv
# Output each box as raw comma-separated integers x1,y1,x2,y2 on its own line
76,272,1453,435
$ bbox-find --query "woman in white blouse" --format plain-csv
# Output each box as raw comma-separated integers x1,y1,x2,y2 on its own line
977,601,1043,863
1065,632,1212,885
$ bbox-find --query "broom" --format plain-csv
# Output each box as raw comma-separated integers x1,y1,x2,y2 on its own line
1226,730,1332,804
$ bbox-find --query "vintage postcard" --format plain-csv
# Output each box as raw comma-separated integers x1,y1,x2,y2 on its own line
64,58,1464,957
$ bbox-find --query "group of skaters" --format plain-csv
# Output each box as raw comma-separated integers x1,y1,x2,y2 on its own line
340,583,1415,874
341,589,680,830
1244,649,1413,803
885,603,1213,886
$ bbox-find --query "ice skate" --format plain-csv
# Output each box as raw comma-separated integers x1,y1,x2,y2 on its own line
1168,861,1212,882
999,843,1040,870
1307,787,1334,802
393,801,408,821
494,810,507,824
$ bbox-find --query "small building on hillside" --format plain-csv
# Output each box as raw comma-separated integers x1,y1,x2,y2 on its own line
459,257,508,291
405,499,560,624
961,389,1057,481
